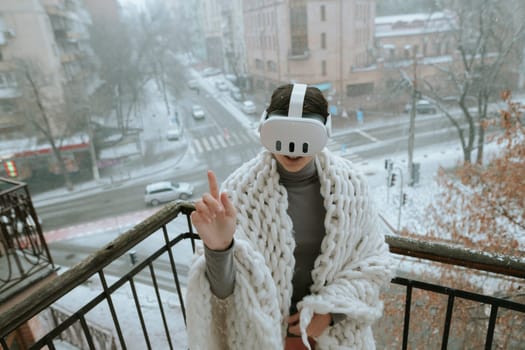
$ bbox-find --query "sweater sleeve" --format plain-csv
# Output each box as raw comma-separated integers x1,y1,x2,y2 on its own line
204,240,236,299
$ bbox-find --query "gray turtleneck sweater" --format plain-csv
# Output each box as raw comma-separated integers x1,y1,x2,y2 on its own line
204,158,342,322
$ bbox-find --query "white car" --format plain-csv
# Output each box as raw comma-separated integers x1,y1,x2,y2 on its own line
192,105,205,120
241,100,257,114
187,79,199,90
144,181,194,206
202,67,222,77
215,80,229,91
404,99,437,114
230,90,243,101
166,116,183,140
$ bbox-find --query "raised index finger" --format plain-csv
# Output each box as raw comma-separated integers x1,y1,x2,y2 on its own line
207,170,220,199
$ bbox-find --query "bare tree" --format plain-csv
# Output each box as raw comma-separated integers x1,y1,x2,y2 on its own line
421,0,525,164
89,0,186,130
138,0,180,116
15,61,76,191
88,15,148,134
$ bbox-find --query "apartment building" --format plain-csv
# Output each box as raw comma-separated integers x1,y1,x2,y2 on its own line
369,11,457,110
0,0,62,137
0,0,96,181
242,0,376,106
0,0,94,139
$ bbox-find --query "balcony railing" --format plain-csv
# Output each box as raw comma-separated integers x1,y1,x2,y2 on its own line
0,201,523,349
0,178,55,302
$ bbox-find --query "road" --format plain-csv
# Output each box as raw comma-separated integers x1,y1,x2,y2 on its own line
48,219,195,288
36,83,262,230
35,75,490,232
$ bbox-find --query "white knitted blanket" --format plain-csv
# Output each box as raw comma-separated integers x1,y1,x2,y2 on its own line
186,150,393,349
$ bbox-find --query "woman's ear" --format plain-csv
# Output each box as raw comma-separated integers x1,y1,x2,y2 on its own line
258,110,268,132
325,114,332,137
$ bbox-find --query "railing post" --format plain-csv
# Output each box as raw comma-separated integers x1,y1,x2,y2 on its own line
484,305,499,350
402,283,412,350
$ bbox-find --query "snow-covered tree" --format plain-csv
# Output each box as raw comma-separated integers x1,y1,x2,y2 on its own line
422,0,525,165
378,91,524,348
427,90,523,253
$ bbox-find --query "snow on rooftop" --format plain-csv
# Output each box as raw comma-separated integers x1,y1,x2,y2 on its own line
375,12,452,25
375,11,455,38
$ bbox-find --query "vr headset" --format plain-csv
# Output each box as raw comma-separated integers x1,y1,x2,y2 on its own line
258,83,332,156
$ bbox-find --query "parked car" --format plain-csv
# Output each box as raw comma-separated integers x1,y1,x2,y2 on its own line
202,67,222,77
192,104,205,119
230,89,243,101
215,80,229,91
166,116,182,141
187,79,199,90
144,181,194,206
241,100,257,114
404,99,437,114
225,74,237,82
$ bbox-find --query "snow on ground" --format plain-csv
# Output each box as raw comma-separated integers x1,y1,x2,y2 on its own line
51,273,188,349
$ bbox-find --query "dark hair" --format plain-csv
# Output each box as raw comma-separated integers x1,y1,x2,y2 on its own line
266,84,329,120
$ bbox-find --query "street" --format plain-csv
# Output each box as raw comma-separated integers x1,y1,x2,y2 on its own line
24,74,507,341
35,88,480,232
32,72,498,276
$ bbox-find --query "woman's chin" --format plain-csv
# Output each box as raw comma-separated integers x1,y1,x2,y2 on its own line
274,154,313,172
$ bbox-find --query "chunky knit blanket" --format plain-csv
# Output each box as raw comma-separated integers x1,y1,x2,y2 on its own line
186,150,393,350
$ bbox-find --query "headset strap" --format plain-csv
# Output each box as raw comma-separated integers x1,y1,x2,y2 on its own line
288,84,307,118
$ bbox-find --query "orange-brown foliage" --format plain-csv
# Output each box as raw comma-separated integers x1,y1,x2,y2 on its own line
428,91,524,255
381,92,525,348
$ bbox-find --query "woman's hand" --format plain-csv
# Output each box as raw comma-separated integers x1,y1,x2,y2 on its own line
191,170,236,251
288,312,332,338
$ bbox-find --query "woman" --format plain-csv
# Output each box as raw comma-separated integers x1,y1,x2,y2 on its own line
186,84,393,349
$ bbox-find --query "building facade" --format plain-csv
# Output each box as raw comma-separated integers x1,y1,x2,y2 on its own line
242,0,375,107
0,0,94,139
0,0,95,181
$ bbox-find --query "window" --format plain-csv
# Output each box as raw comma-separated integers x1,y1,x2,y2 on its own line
322,60,327,76
290,0,308,56
0,100,16,113
404,47,411,59
346,82,374,97
321,33,326,49
321,5,326,21
267,60,277,72
0,72,17,88
413,45,419,57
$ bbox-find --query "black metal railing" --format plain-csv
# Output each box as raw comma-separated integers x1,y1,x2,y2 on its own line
0,177,54,299
0,201,523,349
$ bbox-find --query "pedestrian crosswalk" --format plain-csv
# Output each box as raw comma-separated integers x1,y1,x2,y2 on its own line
326,139,364,164
189,129,260,155
188,128,365,164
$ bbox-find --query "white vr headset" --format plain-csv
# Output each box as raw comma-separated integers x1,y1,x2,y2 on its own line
258,83,332,156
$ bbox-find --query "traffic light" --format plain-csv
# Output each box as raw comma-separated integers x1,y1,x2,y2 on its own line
389,173,396,187
3,160,18,178
384,158,393,171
